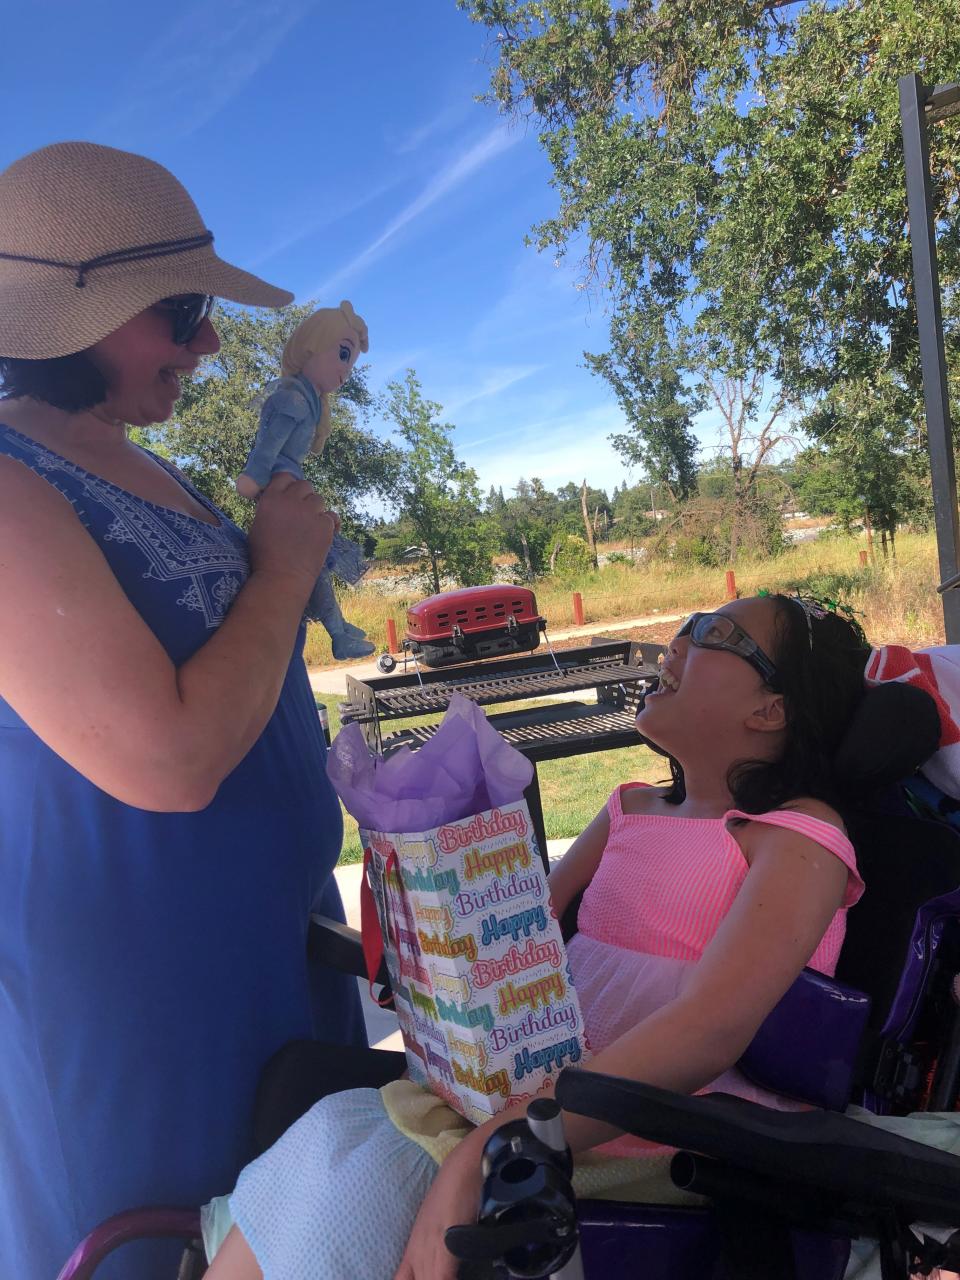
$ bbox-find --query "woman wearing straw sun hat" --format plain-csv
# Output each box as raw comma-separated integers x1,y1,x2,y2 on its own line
0,141,367,1279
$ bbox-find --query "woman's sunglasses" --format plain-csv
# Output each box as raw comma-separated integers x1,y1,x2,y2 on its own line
155,294,214,345
676,612,780,687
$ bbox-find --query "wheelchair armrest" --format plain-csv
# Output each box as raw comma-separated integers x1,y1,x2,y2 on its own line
556,943,867,1108
56,1208,202,1280
736,968,871,1111
555,1068,960,1228
308,913,391,990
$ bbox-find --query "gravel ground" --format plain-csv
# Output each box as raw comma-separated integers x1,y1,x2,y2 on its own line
541,622,676,652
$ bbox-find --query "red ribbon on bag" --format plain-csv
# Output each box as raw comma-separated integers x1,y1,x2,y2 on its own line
360,843,403,1007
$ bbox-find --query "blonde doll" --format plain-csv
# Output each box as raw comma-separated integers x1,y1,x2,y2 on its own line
237,301,374,660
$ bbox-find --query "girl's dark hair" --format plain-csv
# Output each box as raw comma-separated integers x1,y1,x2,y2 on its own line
664,595,872,812
0,353,108,412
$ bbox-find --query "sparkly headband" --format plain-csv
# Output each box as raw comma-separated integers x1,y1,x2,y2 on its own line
791,594,826,649
757,589,863,650
0,230,214,288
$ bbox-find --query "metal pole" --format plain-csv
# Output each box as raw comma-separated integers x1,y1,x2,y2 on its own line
899,73,960,641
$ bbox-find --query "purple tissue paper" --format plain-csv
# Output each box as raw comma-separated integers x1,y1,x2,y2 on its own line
326,692,534,833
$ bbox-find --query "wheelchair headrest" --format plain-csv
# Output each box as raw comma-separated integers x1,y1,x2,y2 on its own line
834,681,941,793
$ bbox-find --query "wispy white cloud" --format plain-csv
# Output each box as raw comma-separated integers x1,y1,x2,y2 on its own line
373,350,431,385
305,125,522,299
391,102,472,155
458,396,799,499
441,364,544,416
98,0,313,140
246,175,400,272
469,248,609,350
462,403,638,494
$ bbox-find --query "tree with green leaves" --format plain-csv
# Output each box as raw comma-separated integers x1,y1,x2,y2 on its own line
141,303,402,543
384,370,497,591
459,0,960,523
494,477,562,577
555,480,611,534
591,312,700,500
798,373,934,548
611,482,655,546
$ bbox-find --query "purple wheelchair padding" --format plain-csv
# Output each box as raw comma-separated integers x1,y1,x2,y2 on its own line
878,885,960,1037
737,968,871,1111
861,885,960,1112
55,1207,202,1280
576,1201,850,1280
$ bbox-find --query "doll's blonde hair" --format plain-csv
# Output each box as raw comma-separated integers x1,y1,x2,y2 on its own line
280,300,369,451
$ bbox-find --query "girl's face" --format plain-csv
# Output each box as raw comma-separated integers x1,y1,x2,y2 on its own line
636,597,784,756
88,301,220,426
301,325,360,394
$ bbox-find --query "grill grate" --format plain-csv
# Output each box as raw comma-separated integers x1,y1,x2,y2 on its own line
388,706,641,752
339,644,665,763
356,659,646,718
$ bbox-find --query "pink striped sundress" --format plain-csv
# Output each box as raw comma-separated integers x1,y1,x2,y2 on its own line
568,784,864,1156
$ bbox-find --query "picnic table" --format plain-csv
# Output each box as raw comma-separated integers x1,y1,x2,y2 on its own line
338,638,665,861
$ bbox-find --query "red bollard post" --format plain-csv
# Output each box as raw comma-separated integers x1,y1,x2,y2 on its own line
859,550,868,568
725,570,737,600
386,618,398,654
573,592,585,626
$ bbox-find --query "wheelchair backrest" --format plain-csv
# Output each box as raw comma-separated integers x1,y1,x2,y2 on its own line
837,806,960,1031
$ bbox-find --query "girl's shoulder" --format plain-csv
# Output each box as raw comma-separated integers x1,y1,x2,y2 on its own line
729,796,854,867
731,798,862,904
764,796,847,835
613,781,672,818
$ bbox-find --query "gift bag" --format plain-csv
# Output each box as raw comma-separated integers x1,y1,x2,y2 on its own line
328,695,588,1124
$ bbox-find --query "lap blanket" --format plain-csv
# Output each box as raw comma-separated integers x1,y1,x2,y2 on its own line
201,1079,696,1279
202,1083,960,1280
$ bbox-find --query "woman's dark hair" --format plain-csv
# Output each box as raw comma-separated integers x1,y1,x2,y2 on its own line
663,595,872,812
0,353,108,412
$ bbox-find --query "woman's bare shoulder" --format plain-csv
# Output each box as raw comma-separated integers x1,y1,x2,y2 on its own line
0,449,84,528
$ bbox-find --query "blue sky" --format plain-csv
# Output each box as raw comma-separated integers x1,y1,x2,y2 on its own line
2,0,732,505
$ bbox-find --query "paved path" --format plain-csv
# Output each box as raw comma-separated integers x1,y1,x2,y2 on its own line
333,841,575,1050
308,612,684,696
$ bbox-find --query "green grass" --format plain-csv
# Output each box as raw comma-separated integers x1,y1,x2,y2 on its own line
319,693,668,865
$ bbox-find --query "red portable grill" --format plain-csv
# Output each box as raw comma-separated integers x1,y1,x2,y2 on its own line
389,584,547,670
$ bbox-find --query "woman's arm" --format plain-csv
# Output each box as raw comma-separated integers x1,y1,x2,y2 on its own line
0,459,335,811
397,809,850,1279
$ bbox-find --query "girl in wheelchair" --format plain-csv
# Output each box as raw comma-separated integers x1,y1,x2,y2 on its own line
206,593,874,1280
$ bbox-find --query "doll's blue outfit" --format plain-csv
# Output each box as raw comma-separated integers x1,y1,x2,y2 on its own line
240,373,374,660
0,422,366,1280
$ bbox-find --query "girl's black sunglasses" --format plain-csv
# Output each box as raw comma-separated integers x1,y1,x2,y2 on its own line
155,294,214,345
677,612,780,687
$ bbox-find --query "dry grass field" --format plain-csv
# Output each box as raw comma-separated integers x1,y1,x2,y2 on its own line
308,529,945,667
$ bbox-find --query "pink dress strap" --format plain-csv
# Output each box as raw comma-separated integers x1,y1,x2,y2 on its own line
722,808,863,909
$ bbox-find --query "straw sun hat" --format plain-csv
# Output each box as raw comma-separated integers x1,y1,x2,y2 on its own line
0,141,293,359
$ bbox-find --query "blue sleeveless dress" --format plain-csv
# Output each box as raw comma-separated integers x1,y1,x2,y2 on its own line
0,424,365,1280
